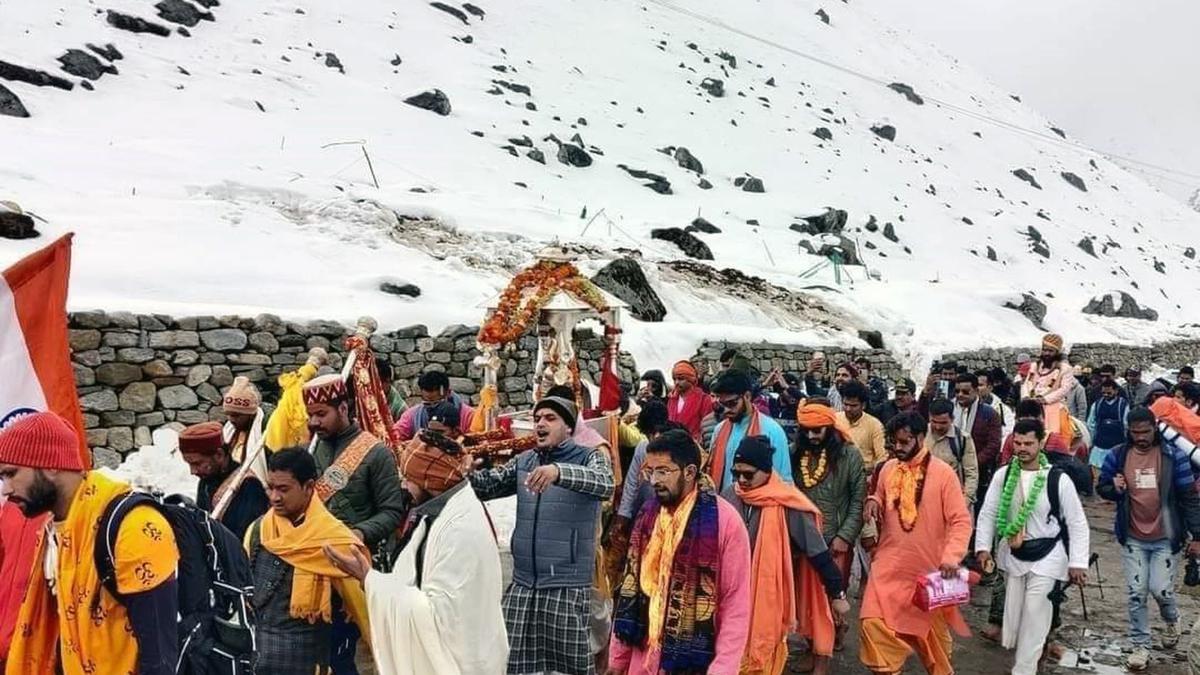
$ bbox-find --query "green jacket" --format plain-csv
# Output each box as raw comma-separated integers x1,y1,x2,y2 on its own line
312,423,407,549
793,442,866,544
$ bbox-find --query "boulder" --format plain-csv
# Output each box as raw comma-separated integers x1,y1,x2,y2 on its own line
463,3,486,19
148,331,200,348
591,258,667,322
380,282,421,298
814,234,861,265
324,52,345,74
556,143,592,168
736,175,765,193
699,78,724,97
1012,168,1042,190
858,330,884,349
674,147,704,174
870,124,896,141
95,362,143,386
650,228,713,261
1078,238,1097,258
119,382,157,412
1082,291,1158,321
1003,293,1047,329
106,10,172,36
887,82,924,105
404,89,452,116
248,331,280,353
158,384,199,409
0,84,30,118
155,0,214,26
0,59,74,90
185,365,212,387
1061,171,1087,192
57,49,118,80
430,1,470,24
812,127,833,142
0,209,37,238
795,208,847,235
86,43,124,62
69,329,102,351
815,8,830,23
882,222,899,243
686,217,721,234
80,390,119,412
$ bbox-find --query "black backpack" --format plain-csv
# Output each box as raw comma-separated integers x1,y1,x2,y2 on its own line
947,430,967,484
1045,467,1071,555
93,492,257,674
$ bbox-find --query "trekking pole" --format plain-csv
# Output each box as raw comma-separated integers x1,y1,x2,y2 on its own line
1090,552,1104,600
1077,581,1090,622
212,438,266,520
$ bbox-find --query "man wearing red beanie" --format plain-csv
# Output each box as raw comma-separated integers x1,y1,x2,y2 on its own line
0,412,180,675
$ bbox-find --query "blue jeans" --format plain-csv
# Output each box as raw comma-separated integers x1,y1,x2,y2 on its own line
1121,537,1180,646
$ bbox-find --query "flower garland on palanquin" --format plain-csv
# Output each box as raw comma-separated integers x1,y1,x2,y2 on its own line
478,260,611,345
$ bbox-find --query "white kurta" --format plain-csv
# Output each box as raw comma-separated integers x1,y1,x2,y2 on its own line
365,484,509,674
222,408,267,479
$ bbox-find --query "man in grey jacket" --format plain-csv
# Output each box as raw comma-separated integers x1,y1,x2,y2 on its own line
471,395,614,675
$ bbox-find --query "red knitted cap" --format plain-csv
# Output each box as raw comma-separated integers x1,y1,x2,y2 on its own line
0,412,85,471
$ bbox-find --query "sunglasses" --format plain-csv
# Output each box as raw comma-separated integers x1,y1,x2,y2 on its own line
731,469,759,481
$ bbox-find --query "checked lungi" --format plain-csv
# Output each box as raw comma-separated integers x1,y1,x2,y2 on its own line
503,584,594,675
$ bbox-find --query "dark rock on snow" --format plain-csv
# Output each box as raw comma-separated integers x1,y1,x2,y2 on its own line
1083,291,1158,322
618,165,672,194
324,52,345,73
492,79,531,96
887,82,924,105
0,209,38,239
794,208,847,235
651,228,713,260
462,3,486,19
1012,168,1042,190
155,0,215,27
1060,171,1087,192
556,143,592,168
87,43,124,62
870,124,896,141
58,49,118,80
526,148,546,164
986,246,998,261
814,235,861,265
864,215,879,232
813,127,833,141
430,2,470,24
674,147,704,174
735,175,765,193
687,217,721,234
1050,127,1066,139
591,258,667,322
107,10,173,36
1003,293,1047,329
815,8,830,24
883,222,899,243
700,78,724,97
858,330,885,349
379,282,421,298
0,60,74,90
0,84,30,118
1077,238,1097,258
698,178,713,190
404,89,452,115
1186,247,1197,260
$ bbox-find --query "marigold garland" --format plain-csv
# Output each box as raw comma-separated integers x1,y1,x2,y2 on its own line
799,449,829,488
478,260,611,345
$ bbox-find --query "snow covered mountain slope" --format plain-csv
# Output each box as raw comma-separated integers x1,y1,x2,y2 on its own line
2,0,1198,372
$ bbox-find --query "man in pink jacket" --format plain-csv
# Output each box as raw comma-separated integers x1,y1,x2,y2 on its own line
1020,334,1076,444
607,429,751,675
393,370,474,441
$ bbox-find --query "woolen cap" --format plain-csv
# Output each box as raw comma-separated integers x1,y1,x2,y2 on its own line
732,435,774,473
0,412,84,471
533,395,577,431
222,376,260,415
178,421,224,455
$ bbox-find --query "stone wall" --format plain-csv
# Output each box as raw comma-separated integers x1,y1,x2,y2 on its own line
68,311,637,468
939,340,1200,374
691,341,905,382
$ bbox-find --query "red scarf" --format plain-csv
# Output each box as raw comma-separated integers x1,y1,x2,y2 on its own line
709,411,761,486
668,388,709,442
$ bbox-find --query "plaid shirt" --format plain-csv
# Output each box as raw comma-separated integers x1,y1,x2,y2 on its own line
470,446,614,501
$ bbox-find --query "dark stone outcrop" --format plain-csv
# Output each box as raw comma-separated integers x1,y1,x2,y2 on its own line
883,222,899,243
1061,171,1087,192
1012,168,1042,189
0,84,30,118
1078,238,1097,258
700,78,724,97
430,2,470,24
58,49,118,80
86,43,124,62
617,166,671,194
379,282,421,298
404,89,451,115
0,209,38,239
1083,291,1158,322
106,10,173,36
816,8,830,23
1003,293,1047,329
591,258,667,322
463,3,485,19
155,0,214,27
793,208,847,235
651,228,713,260
888,82,924,105
556,143,592,168
674,147,704,174
0,60,74,90
813,127,833,141
870,124,896,141
734,175,765,193
687,217,721,234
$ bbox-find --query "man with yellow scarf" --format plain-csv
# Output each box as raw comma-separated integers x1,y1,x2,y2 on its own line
608,429,752,674
245,448,370,675
859,412,973,675
0,412,180,675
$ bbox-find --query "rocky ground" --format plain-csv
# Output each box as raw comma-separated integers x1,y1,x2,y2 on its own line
813,497,1199,674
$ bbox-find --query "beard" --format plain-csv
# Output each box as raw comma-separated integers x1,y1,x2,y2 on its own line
796,431,832,454
13,471,57,517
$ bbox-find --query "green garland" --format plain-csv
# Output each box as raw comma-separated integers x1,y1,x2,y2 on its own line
995,453,1050,539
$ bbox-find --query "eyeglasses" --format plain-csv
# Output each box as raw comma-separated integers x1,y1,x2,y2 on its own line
731,469,759,481
641,466,682,481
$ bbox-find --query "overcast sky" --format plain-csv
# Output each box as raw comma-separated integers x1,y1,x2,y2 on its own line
861,0,1200,203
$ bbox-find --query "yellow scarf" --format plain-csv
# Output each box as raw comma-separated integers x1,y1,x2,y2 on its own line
264,362,319,451
885,446,930,530
639,487,699,648
6,473,179,675
256,495,371,640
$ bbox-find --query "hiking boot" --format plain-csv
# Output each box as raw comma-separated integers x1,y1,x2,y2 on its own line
1126,647,1150,671
1163,622,1180,649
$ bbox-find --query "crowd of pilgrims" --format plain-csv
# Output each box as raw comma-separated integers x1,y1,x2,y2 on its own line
4,333,1200,674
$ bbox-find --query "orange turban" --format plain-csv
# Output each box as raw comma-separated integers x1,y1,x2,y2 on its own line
797,402,851,441
1042,333,1064,353
672,360,698,384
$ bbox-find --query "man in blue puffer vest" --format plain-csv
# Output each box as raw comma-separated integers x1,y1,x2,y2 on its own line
470,395,615,675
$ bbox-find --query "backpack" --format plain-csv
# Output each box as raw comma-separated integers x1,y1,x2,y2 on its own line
93,492,256,674
947,430,967,484
1045,467,1071,556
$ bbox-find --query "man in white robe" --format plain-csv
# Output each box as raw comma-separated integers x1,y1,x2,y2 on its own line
976,418,1090,675
325,432,507,674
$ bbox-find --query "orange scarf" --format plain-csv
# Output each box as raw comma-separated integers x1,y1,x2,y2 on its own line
885,447,931,530
639,487,699,648
6,473,178,675
736,474,835,669
256,496,371,639
710,410,761,486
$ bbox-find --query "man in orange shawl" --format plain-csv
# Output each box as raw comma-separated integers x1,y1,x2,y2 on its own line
668,360,711,443
246,448,370,675
860,412,973,675
720,436,850,675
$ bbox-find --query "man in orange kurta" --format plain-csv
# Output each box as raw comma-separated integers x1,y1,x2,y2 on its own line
860,412,974,675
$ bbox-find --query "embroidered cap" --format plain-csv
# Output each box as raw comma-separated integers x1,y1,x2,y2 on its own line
178,422,224,455
302,373,348,406
0,412,84,471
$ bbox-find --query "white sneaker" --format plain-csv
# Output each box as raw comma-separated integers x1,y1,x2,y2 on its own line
1163,622,1180,649
1126,647,1150,671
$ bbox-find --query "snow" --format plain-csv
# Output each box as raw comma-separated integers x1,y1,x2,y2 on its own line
4,0,1200,375
98,427,198,499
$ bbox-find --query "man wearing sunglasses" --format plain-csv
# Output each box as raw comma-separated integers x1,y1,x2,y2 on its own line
608,429,751,675
722,436,850,675
708,371,793,491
